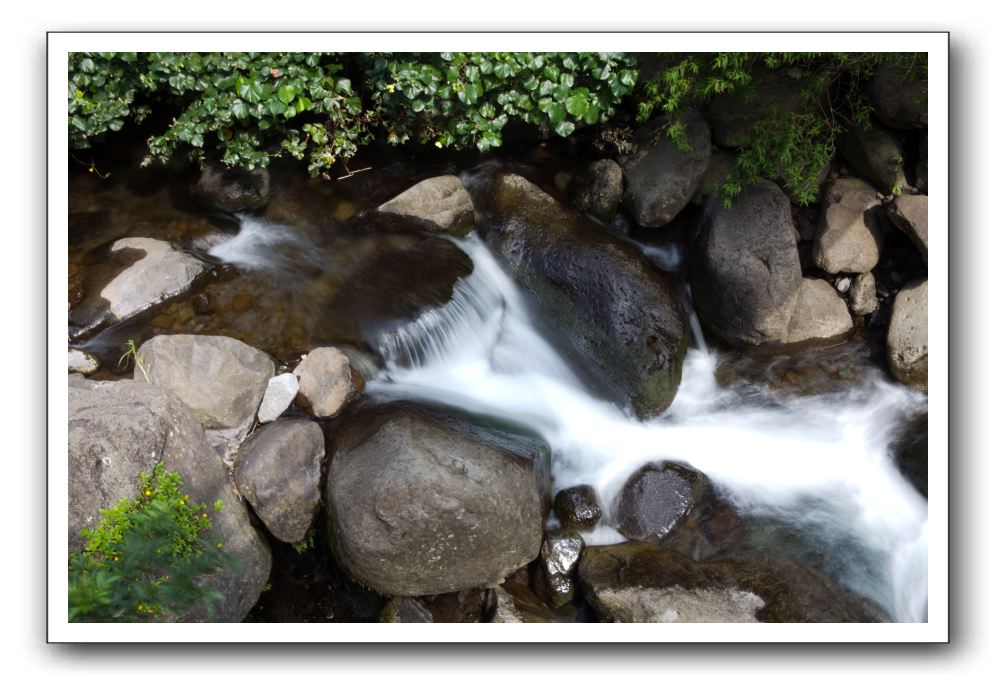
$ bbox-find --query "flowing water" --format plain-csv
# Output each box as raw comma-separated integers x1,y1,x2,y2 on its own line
368,234,928,622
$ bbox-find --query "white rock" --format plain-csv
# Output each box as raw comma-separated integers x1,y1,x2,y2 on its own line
68,349,99,374
100,238,205,320
257,373,300,423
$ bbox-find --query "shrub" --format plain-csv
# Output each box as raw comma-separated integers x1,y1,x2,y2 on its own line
68,463,233,622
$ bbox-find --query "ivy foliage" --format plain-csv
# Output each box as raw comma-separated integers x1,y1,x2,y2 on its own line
68,463,233,622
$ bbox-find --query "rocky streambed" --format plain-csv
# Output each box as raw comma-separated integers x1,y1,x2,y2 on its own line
67,84,929,624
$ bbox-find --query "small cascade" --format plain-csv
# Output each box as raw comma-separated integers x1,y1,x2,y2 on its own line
200,215,325,274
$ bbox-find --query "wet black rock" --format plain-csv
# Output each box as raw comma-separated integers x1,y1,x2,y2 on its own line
553,484,603,531
474,172,688,419
866,62,928,130
540,531,585,607
327,402,550,596
890,413,928,498
579,543,889,622
571,159,624,221
614,462,710,543
191,161,271,212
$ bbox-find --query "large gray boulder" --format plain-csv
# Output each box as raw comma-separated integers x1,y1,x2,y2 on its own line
377,175,475,235
191,162,270,212
887,279,928,390
233,418,325,543
137,335,274,454
68,376,271,621
690,181,802,346
839,123,906,194
578,543,888,622
813,178,884,274
474,173,688,418
866,62,928,130
100,238,205,321
621,110,712,228
327,403,549,596
888,195,928,264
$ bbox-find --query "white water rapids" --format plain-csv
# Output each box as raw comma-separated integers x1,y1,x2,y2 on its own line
368,233,928,623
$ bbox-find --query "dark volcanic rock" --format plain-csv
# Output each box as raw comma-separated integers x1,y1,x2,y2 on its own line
571,159,625,221
327,403,550,596
474,172,688,418
553,485,603,531
578,543,889,622
191,161,270,212
613,462,710,543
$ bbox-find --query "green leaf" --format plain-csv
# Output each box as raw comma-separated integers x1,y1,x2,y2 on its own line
566,93,589,119
230,99,248,120
553,120,576,137
547,102,566,126
277,84,296,104
268,99,287,115
239,80,264,104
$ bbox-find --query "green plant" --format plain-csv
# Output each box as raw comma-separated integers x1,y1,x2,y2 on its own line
117,339,149,382
68,463,233,622
291,527,315,555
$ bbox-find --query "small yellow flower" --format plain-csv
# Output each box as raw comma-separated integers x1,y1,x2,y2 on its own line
145,490,152,496
88,167,94,173
113,556,119,561
386,83,395,93
216,543,223,548
434,141,443,149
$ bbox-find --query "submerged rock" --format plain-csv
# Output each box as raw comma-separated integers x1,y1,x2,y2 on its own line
293,346,352,418
691,180,801,346
191,162,270,212
814,178,884,275
553,485,603,531
377,175,475,235
578,543,888,622
233,418,325,543
100,238,205,321
474,172,688,418
68,376,271,621
614,462,710,543
137,335,274,453
571,159,624,221
621,110,712,228
887,279,928,390
327,403,549,596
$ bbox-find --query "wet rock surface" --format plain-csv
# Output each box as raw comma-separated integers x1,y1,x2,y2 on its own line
192,162,271,212
68,376,271,621
474,172,688,418
327,402,550,596
540,531,585,607
553,485,603,531
614,462,710,543
890,413,928,498
571,159,624,221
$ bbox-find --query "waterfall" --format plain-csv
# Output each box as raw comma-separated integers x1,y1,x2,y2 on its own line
369,233,928,622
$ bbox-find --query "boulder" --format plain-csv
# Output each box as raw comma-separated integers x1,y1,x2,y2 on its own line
621,110,712,228
848,272,879,316
888,195,928,264
191,162,270,212
68,376,271,621
782,278,853,344
474,173,688,418
377,175,475,235
695,149,737,201
690,180,801,346
706,75,812,148
838,123,905,194
256,372,299,424
890,413,928,498
578,543,888,622
137,335,274,453
233,418,325,543
887,280,928,390
100,238,205,321
614,462,710,543
327,403,550,596
866,62,928,130
68,349,99,375
540,531,585,607
553,484,603,531
571,159,624,221
813,178,884,274
293,346,353,418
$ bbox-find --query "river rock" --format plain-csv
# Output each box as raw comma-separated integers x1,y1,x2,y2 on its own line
888,195,928,264
887,279,928,390
890,413,927,498
377,175,475,235
706,76,811,148
848,272,879,316
256,372,299,423
838,123,906,194
137,335,274,452
553,485,603,531
327,403,550,596
233,418,325,543
782,278,853,344
68,348,99,375
100,238,205,321
690,180,801,346
293,347,352,418
614,462,710,543
68,376,271,621
813,178,884,274
191,162,270,212
381,597,434,623
474,172,688,418
541,531,585,607
571,159,624,221
866,62,928,130
578,543,888,622
620,110,712,228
